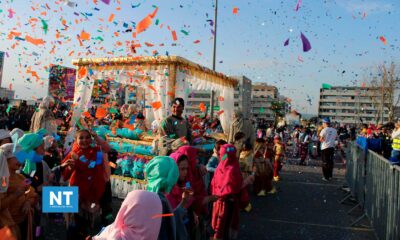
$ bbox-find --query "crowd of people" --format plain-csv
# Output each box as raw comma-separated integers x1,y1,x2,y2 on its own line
1,94,400,240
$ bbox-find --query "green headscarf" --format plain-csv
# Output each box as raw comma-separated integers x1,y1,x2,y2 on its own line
18,133,44,152
145,156,179,193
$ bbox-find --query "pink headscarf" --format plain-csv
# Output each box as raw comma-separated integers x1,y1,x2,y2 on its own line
212,144,243,196
169,146,207,215
94,190,162,240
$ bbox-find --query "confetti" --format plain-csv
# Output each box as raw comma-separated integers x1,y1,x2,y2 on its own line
151,101,162,110
233,7,239,14
379,36,387,45
151,213,174,219
300,32,311,52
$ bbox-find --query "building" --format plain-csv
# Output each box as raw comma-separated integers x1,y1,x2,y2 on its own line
318,86,390,125
251,83,278,125
185,75,252,118
233,76,252,119
0,87,14,99
185,90,213,116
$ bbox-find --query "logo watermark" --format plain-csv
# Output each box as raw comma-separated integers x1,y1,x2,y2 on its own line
42,186,78,213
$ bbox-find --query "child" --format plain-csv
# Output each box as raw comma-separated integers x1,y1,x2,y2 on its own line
239,142,254,180
206,139,227,193
61,129,111,239
273,135,286,182
252,139,272,196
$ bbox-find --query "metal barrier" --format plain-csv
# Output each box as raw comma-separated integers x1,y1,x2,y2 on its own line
365,150,400,240
345,143,400,240
343,143,366,206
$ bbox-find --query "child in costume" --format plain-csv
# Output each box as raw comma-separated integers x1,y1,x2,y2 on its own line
273,135,286,182
61,129,111,239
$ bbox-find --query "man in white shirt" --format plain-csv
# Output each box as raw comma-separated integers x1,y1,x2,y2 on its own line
319,118,338,181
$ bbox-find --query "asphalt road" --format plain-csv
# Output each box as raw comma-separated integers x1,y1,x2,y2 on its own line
44,151,377,240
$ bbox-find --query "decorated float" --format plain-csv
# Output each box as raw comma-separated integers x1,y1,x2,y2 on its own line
66,56,237,198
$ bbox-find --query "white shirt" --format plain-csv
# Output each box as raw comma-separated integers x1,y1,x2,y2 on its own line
319,127,337,150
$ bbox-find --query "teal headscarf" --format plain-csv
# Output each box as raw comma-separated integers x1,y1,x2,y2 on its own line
145,156,179,193
18,132,44,152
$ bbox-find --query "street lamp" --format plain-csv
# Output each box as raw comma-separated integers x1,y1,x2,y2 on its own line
210,0,218,119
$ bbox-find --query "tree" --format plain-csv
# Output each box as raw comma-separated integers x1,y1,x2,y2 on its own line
367,62,400,124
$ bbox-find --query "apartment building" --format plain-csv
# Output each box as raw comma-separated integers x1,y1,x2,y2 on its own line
233,76,252,119
185,76,252,118
318,86,390,124
251,83,278,124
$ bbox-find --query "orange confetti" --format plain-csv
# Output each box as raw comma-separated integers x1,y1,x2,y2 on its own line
145,42,154,47
193,40,200,44
233,7,239,14
108,13,115,22
82,111,92,118
151,213,174,219
80,30,91,41
171,31,178,41
68,51,75,56
78,67,87,79
217,110,224,116
148,85,157,93
199,103,206,112
25,35,45,45
136,15,152,34
95,107,107,119
218,96,224,101
379,36,387,45
151,101,162,110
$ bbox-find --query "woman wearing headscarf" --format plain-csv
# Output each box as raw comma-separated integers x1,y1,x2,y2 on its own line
145,156,191,240
227,110,255,145
93,190,162,240
30,96,57,136
169,146,216,239
17,131,51,194
1,143,38,240
211,144,245,240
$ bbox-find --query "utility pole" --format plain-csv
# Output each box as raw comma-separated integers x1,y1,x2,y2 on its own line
210,0,218,119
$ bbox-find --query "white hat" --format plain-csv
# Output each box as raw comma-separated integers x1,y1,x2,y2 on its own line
0,129,11,141
10,128,24,141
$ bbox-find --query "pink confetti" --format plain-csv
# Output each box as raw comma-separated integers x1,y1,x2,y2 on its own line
101,0,111,4
8,9,15,18
295,0,302,11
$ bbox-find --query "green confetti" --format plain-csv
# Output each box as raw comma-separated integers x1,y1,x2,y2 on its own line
95,36,104,41
180,30,189,35
222,154,228,161
260,108,265,113
155,19,159,25
40,18,48,34
6,105,11,114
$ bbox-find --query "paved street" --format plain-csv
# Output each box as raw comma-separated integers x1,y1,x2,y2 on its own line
45,152,377,240
238,160,376,240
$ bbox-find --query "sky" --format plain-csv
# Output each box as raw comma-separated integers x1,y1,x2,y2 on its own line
0,0,399,114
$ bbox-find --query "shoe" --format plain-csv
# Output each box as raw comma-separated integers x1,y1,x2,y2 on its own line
322,177,330,182
268,187,277,194
257,190,266,196
244,203,252,212
273,176,280,182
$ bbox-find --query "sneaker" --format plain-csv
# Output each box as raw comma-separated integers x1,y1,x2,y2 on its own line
268,187,277,194
273,176,280,182
322,177,330,182
257,190,266,196
244,203,252,212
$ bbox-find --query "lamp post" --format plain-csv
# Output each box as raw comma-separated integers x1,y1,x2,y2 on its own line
210,0,218,119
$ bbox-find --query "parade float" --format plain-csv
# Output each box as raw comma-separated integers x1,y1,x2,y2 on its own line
66,56,237,198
